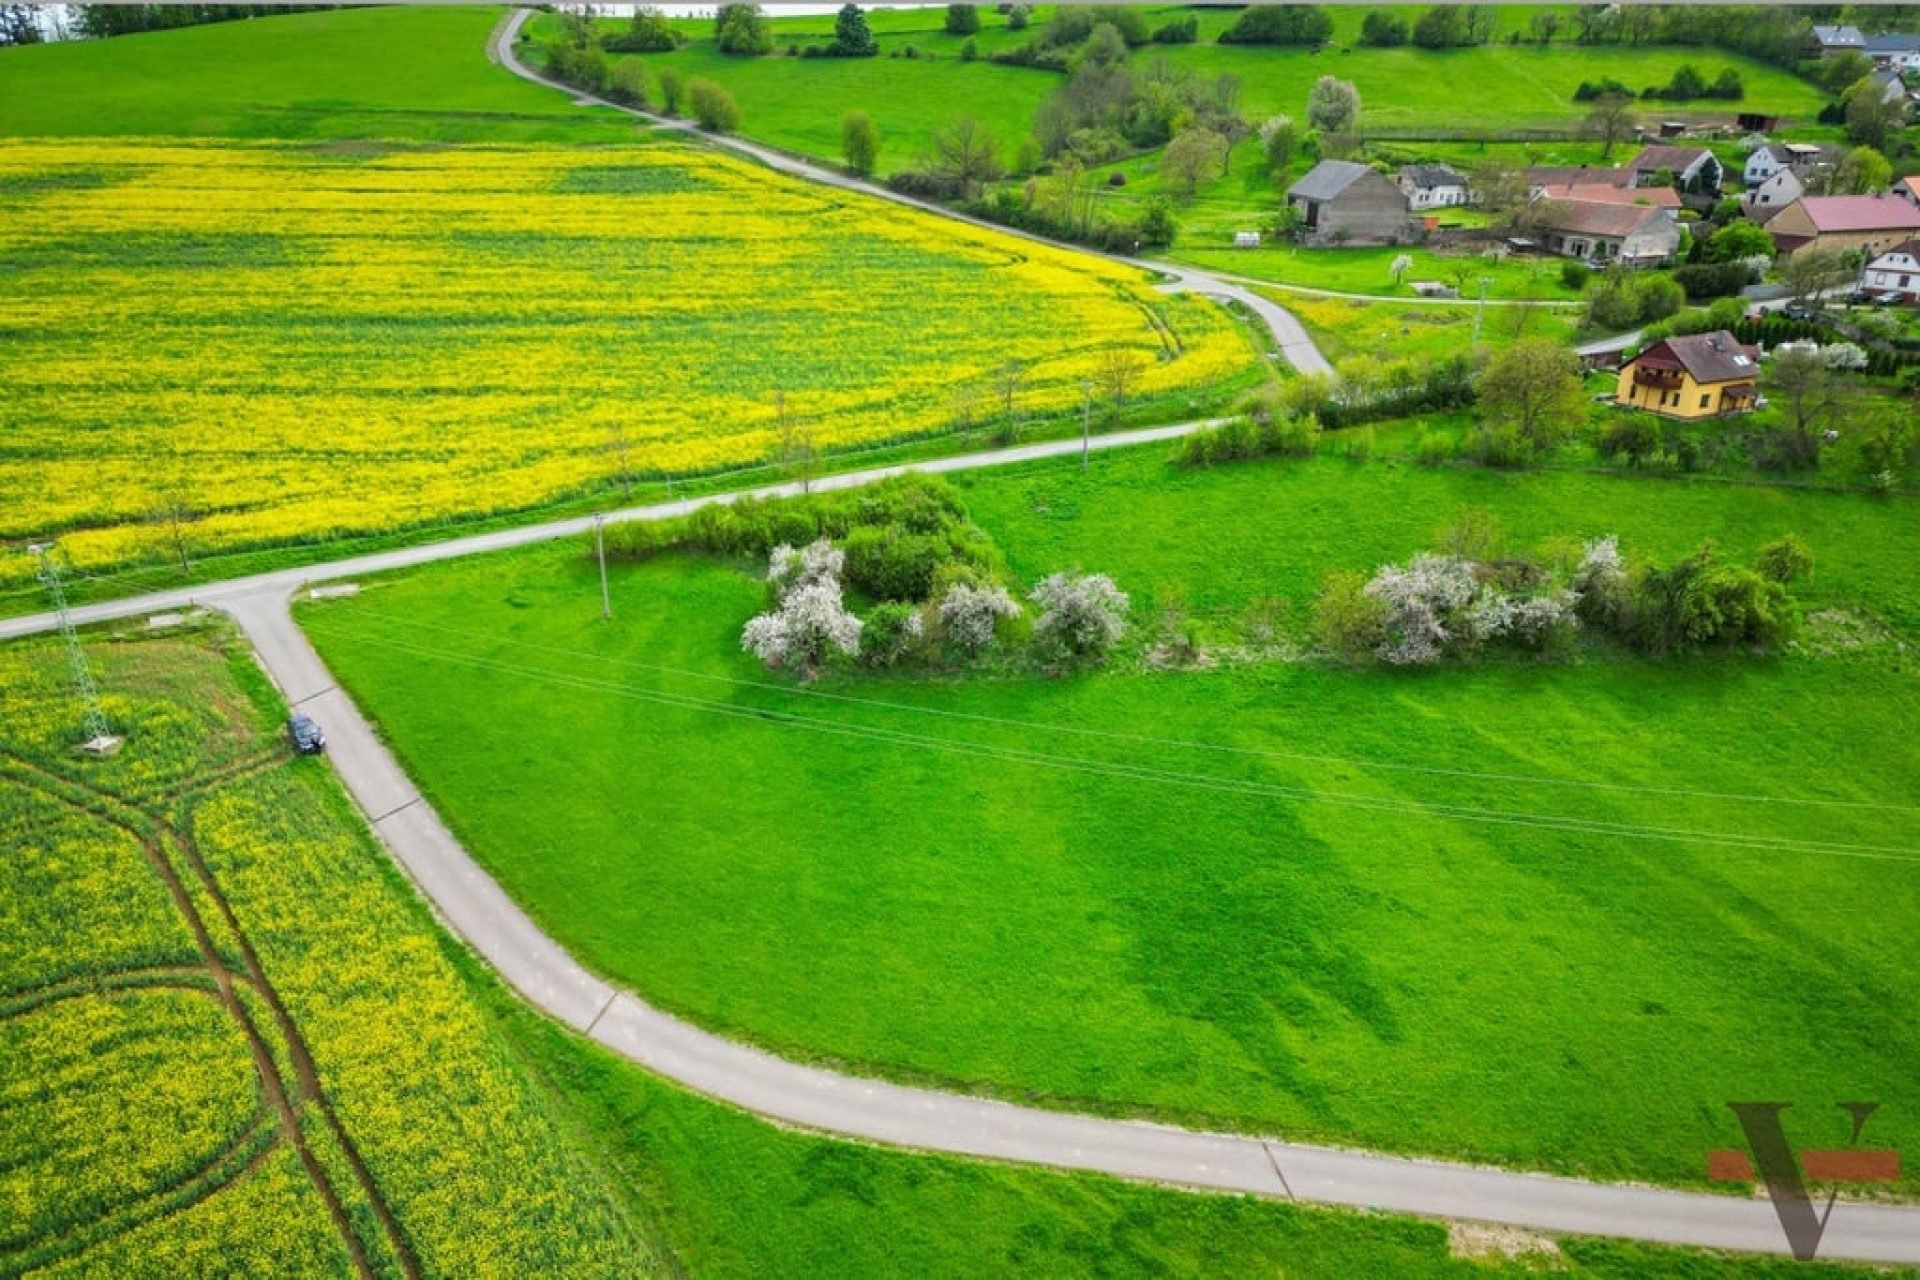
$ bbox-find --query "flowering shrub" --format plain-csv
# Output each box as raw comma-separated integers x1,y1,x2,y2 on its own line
938,582,1020,657
1030,572,1130,658
1363,554,1478,665
767,539,845,599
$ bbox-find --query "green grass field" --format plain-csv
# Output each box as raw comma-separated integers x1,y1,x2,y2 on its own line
10,623,1866,1277
526,3,1830,172
299,445,1920,1193
0,6,634,141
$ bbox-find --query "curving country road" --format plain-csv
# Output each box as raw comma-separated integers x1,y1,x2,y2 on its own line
8,448,1920,1264
5,17,1916,1264
488,8,1334,376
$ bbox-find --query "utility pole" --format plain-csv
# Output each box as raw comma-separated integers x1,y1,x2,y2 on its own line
593,516,611,620
1473,276,1492,346
27,542,120,756
1079,379,1093,473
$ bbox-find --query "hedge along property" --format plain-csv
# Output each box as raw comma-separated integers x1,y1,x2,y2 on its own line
0,137,1259,592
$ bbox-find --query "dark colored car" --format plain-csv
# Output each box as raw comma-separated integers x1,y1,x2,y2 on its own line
288,713,326,754
1782,303,1820,322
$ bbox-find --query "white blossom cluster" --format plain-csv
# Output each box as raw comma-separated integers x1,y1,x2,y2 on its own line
767,539,845,598
938,582,1020,656
1365,552,1582,665
1818,342,1868,371
742,540,862,670
1030,572,1131,657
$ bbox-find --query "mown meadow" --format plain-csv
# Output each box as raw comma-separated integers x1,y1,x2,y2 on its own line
299,443,1920,1194
0,136,1257,594
0,6,634,142
5,623,1859,1278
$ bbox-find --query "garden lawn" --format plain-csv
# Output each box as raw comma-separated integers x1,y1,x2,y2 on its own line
1276,291,1584,365
299,448,1920,1193
0,6,632,142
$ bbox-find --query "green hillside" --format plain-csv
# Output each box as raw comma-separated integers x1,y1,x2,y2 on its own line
0,6,633,141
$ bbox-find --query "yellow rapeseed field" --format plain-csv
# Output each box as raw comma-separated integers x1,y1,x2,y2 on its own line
0,628,653,1274
0,138,1255,588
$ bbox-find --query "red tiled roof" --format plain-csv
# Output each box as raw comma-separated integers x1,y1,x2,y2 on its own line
1533,199,1672,238
1535,183,1682,209
1794,195,1920,233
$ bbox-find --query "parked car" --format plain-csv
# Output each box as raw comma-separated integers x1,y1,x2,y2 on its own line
288,713,326,754
1782,303,1820,321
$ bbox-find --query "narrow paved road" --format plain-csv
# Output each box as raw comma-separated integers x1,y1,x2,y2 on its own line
7,23,1915,1263
489,9,1334,376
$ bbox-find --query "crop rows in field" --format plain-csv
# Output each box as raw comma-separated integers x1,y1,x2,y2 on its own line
0,137,1256,589
0,631,647,1276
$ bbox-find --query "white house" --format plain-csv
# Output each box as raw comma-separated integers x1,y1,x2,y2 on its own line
1861,240,1920,302
1868,66,1910,106
1625,145,1722,194
1397,164,1473,211
1745,168,1804,221
1743,142,1828,188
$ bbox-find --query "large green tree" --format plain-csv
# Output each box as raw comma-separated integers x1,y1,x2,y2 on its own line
832,3,876,56
715,3,772,55
1475,338,1589,457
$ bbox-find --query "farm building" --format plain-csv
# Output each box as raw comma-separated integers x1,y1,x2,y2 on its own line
1861,242,1920,303
1286,161,1415,246
1625,145,1723,194
1767,195,1920,256
1398,164,1472,210
1615,332,1761,419
1531,200,1682,267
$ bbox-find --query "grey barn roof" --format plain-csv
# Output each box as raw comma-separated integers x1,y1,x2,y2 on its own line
1288,160,1377,201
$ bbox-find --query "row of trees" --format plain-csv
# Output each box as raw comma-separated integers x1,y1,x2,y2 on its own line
1314,529,1809,666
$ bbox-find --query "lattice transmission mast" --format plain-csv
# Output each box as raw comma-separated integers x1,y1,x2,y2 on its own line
27,542,118,753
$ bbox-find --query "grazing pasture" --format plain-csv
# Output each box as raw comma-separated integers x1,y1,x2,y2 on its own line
299,447,1920,1192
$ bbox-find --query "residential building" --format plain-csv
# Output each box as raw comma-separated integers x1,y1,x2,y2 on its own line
1767,194,1920,256
1744,168,1804,221
1615,332,1761,419
1862,32,1920,65
1397,164,1473,210
1861,241,1920,302
1531,199,1682,267
1524,165,1631,201
1808,24,1865,58
1286,161,1415,246
1625,145,1723,194
1900,176,1920,208
1867,65,1910,105
1742,142,1831,188
1534,181,1681,210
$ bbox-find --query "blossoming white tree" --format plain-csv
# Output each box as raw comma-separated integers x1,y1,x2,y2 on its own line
937,581,1020,657
742,541,862,672
1030,572,1130,658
